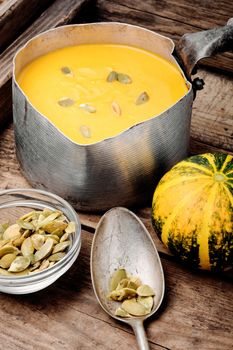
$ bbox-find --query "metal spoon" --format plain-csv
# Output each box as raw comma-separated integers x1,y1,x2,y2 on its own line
91,207,165,350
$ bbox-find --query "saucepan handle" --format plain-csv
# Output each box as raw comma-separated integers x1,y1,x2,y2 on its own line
175,18,233,87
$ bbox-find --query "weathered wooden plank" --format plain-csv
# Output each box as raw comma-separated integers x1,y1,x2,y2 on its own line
0,0,91,126
0,229,231,350
190,138,233,156
0,0,52,52
96,0,233,73
191,68,233,152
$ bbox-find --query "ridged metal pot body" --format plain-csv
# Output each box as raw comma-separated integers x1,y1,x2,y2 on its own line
13,23,193,211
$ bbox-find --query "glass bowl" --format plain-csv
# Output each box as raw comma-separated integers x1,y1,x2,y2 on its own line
0,188,81,294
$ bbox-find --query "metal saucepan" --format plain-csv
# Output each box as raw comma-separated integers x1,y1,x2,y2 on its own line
12,21,233,211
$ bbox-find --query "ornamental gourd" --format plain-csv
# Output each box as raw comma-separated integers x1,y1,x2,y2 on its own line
152,153,233,271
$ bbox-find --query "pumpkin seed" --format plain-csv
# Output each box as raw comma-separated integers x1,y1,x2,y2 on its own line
0,223,9,235
0,267,29,276
12,236,24,247
122,298,148,316
36,212,60,230
107,71,118,82
31,234,45,250
58,97,75,107
21,237,34,257
111,101,121,116
27,253,36,264
79,103,96,113
137,284,155,297
108,288,137,301
8,256,30,272
115,307,131,317
80,125,91,138
128,280,139,290
61,66,73,76
3,224,21,240
42,208,55,217
34,238,54,262
38,259,50,271
0,245,19,258
116,278,130,290
48,252,66,262
129,276,141,289
43,220,67,235
20,210,37,221
110,268,127,291
0,239,10,248
29,261,41,271
117,73,132,84
52,241,70,254
22,229,31,239
0,209,73,275
137,296,153,312
65,221,75,234
135,91,149,105
60,232,70,242
17,220,34,231
0,267,13,276
42,234,60,243
0,253,17,269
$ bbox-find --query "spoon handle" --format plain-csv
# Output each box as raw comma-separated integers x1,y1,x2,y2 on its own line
132,320,150,350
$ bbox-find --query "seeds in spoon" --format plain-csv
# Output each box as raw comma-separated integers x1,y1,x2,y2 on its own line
107,268,155,317
110,268,127,291
137,284,155,297
115,307,131,317
137,296,153,312
121,298,148,316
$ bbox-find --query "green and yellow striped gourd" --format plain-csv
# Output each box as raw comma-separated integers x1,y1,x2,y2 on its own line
152,153,233,271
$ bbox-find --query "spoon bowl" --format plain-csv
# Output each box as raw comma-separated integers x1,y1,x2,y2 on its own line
91,207,165,349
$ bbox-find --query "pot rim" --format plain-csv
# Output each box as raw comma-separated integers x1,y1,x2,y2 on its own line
13,22,193,147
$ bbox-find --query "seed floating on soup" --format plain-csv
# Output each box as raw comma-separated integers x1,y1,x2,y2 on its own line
135,91,149,105
58,97,75,107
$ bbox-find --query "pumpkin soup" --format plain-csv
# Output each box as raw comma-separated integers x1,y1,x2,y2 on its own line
17,44,188,144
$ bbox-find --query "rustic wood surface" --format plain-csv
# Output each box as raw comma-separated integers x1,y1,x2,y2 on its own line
0,0,52,52
96,0,233,73
0,0,233,349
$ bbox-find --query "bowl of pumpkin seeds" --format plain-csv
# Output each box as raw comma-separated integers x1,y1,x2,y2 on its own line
0,188,81,294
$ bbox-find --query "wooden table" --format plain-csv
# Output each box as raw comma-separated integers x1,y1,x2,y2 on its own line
0,1,232,349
